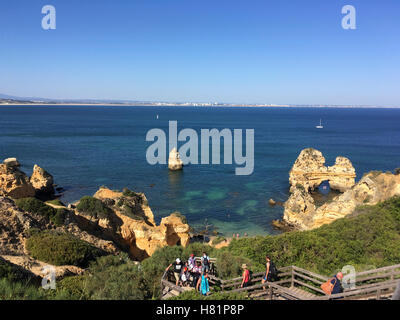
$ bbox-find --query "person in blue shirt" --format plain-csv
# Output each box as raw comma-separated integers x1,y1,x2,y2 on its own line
330,272,344,299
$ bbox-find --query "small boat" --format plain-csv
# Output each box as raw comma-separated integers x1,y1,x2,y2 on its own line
316,119,323,129
156,115,159,120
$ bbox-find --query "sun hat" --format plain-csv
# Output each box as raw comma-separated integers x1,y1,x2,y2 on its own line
176,258,181,263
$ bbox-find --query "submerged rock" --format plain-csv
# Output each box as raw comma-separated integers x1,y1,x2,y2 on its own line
168,148,183,171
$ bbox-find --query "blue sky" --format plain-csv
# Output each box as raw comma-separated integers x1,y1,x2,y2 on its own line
0,0,399,105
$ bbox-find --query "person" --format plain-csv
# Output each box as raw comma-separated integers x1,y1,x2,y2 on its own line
201,252,210,273
181,264,190,287
329,272,344,298
261,256,278,290
191,261,202,288
241,264,251,288
392,280,400,300
165,258,184,286
197,271,210,296
188,253,196,270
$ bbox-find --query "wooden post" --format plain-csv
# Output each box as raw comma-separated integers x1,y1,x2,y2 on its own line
291,266,295,287
269,285,273,300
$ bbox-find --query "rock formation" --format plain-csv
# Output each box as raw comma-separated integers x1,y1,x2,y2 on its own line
75,187,190,260
168,148,183,171
283,149,400,230
30,164,55,197
289,148,356,193
0,163,35,199
3,157,20,167
309,171,400,229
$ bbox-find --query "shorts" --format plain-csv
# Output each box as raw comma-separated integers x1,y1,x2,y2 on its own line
174,272,180,282
202,265,210,273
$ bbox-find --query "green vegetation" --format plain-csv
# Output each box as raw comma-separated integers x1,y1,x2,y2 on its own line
15,197,66,226
26,230,106,268
16,197,56,220
76,196,111,219
85,254,148,300
3,196,400,300
227,196,400,275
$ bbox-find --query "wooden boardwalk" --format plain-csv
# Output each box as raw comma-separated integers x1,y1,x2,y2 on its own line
161,259,400,300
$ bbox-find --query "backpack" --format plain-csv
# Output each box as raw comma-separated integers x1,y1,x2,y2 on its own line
269,261,279,280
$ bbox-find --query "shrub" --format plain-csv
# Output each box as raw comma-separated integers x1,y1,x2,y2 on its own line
85,254,148,300
15,197,56,220
76,196,111,219
26,230,106,267
50,208,68,226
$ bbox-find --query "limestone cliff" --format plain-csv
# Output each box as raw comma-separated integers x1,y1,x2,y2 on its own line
289,148,356,193
283,149,400,230
0,162,35,199
30,164,55,197
75,187,190,260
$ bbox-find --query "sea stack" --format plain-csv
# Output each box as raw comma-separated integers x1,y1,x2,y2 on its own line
168,148,183,171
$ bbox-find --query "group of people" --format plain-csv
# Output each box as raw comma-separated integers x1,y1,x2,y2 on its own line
166,254,377,299
165,252,211,296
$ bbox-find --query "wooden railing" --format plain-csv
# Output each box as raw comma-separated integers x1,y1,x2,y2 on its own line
161,260,400,300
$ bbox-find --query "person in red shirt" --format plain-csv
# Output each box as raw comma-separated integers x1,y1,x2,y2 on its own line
241,264,251,288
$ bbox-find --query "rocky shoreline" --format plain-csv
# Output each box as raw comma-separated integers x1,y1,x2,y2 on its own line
279,148,400,230
1,150,400,282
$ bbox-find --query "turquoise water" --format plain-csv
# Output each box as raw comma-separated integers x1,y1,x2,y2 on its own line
1,106,400,236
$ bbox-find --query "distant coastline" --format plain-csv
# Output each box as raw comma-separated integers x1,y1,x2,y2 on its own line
1,101,399,109
1,93,399,108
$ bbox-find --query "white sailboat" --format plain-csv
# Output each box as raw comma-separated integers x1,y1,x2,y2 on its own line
316,119,323,129
156,114,159,120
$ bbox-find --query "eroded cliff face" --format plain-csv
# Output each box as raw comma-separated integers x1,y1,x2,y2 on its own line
0,163,36,199
283,149,400,230
310,171,400,229
0,159,55,199
75,187,190,260
30,165,55,197
289,148,356,193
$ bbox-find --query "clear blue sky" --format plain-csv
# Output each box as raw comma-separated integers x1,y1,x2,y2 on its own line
0,0,399,105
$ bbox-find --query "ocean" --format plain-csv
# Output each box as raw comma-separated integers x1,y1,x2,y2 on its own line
1,106,399,236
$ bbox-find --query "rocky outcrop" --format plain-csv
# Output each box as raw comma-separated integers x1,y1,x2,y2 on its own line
3,158,20,167
289,148,356,193
0,197,43,255
75,187,190,260
284,158,400,230
1,255,85,280
310,171,400,229
168,148,183,171
30,165,55,197
0,163,35,199
283,186,316,230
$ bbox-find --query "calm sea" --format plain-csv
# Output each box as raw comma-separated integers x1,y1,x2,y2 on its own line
1,106,399,236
